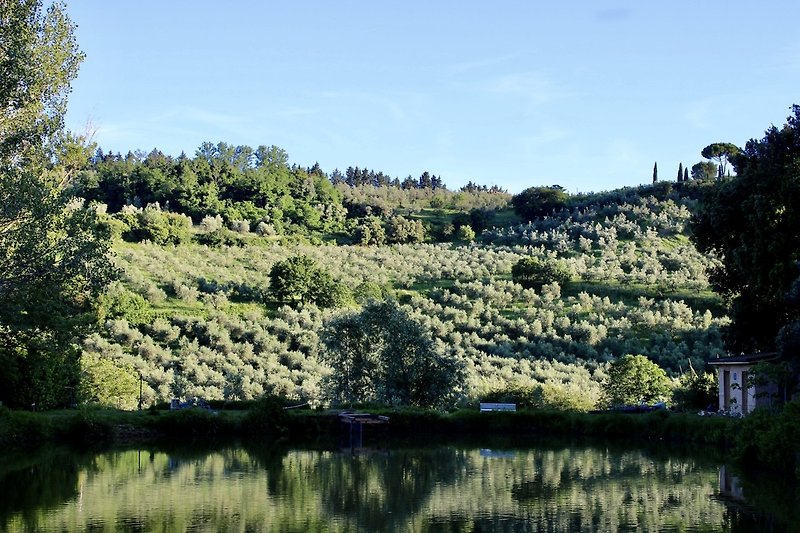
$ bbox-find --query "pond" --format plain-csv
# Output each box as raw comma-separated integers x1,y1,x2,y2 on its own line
0,437,793,532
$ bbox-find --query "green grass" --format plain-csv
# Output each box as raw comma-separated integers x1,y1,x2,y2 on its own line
488,208,522,228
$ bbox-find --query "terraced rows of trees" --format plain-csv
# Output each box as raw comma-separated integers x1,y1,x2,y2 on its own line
3,0,798,416
74,180,728,411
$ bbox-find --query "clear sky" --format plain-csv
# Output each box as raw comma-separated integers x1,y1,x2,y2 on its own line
64,1,800,193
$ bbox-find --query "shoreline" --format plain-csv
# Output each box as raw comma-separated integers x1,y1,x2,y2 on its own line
3,402,799,480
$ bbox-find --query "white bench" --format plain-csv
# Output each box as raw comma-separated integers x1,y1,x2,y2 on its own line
480,402,517,412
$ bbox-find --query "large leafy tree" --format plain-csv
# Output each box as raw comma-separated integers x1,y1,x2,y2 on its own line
511,185,568,221
268,255,350,308
321,300,464,408
0,0,115,408
692,106,800,353
602,354,672,407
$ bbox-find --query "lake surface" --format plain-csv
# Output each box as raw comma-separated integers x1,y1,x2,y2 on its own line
0,437,792,532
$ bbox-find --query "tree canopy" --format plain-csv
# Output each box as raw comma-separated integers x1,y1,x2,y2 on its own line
511,257,570,290
691,161,718,181
602,354,672,407
321,300,464,408
268,255,351,308
692,106,800,353
511,186,568,221
701,142,740,178
0,0,116,408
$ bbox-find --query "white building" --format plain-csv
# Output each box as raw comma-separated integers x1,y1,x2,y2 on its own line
708,353,780,415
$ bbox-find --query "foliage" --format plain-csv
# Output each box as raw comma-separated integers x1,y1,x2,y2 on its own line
354,216,386,245
455,224,475,242
732,399,800,477
78,351,139,409
118,204,191,245
602,354,672,407
385,215,425,243
482,383,596,411
746,361,795,410
701,142,740,177
321,300,465,408
0,0,116,408
511,257,570,290
691,161,718,181
692,106,800,351
242,395,289,436
96,281,153,324
268,255,350,308
511,186,569,221
672,369,717,411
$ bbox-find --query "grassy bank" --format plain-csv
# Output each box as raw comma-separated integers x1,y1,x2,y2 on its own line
0,403,734,448
2,402,797,479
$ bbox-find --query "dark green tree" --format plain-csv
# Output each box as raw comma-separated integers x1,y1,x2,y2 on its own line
354,216,386,246
653,162,658,183
684,167,689,182
692,106,800,352
677,162,683,182
268,255,350,308
0,0,115,408
511,186,568,221
691,161,718,180
511,257,571,290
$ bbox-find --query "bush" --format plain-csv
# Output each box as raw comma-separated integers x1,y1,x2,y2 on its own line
0,408,50,448
242,395,289,437
151,408,233,439
672,371,717,411
64,406,114,444
732,400,800,477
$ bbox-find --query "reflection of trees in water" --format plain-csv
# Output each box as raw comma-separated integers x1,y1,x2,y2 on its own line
313,447,470,531
0,450,81,531
0,443,792,532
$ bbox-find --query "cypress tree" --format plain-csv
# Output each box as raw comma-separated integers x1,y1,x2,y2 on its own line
684,168,689,182
677,162,683,182
653,162,658,183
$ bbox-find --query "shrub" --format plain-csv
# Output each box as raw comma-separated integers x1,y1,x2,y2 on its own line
242,395,289,437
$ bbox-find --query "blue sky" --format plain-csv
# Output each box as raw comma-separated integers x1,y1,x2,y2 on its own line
64,1,800,193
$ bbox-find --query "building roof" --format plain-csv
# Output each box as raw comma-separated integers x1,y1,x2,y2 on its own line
708,352,779,366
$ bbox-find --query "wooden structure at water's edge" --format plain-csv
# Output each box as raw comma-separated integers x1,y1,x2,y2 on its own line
338,412,389,451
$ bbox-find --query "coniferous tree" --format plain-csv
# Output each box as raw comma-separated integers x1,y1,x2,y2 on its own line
652,162,658,183
677,163,683,182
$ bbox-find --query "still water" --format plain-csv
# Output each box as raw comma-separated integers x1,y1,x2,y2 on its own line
0,438,792,532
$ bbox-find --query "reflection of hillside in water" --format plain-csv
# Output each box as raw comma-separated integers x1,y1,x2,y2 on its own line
0,443,789,532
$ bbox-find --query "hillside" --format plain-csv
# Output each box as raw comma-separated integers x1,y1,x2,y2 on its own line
82,182,727,411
